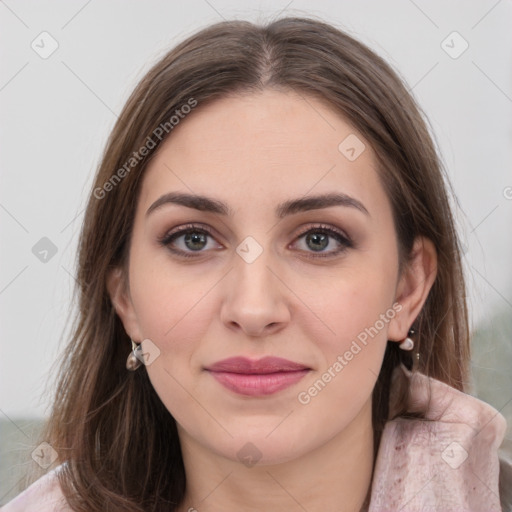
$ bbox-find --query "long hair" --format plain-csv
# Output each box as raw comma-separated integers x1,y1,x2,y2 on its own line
29,17,469,511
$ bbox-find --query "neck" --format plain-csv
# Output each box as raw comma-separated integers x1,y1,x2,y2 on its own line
176,398,375,512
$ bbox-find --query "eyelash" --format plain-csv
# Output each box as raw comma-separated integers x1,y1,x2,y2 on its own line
158,223,353,260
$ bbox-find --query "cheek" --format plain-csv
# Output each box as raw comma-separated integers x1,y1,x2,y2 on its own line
128,249,217,427
318,260,398,353
294,288,395,437
305,254,398,402
129,241,212,339
127,247,213,411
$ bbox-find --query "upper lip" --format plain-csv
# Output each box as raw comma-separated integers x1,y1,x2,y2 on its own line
205,356,310,374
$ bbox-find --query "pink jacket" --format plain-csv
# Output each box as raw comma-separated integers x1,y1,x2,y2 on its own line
2,364,510,511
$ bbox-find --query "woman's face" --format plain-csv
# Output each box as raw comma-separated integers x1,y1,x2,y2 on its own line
111,89,411,465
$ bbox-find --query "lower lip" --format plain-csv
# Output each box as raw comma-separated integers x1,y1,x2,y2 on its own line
207,370,310,396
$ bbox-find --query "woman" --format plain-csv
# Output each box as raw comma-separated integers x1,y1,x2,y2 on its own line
3,16,511,511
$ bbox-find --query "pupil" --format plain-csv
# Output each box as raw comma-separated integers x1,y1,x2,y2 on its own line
307,233,328,251
182,231,329,252
185,232,206,251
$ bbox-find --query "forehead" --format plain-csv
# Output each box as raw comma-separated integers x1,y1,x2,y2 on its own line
138,89,388,219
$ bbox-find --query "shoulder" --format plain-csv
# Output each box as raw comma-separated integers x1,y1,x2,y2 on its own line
1,464,71,512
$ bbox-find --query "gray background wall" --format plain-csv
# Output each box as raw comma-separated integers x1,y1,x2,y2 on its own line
1,0,511,503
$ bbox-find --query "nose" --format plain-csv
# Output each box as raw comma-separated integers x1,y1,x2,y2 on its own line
220,248,291,338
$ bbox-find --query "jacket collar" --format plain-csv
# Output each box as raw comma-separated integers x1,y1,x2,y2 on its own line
368,363,507,511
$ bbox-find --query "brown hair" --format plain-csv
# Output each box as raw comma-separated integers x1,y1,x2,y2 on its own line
29,16,469,511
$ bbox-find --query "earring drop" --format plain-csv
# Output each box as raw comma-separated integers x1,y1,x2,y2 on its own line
126,339,143,371
398,329,415,351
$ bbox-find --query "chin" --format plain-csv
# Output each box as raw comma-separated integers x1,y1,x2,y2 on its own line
209,428,315,467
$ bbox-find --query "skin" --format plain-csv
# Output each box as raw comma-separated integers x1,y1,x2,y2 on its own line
108,89,437,511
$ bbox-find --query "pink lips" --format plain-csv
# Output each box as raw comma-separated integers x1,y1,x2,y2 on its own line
205,356,310,396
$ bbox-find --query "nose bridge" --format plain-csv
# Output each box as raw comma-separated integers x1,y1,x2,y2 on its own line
220,238,290,336
233,241,277,307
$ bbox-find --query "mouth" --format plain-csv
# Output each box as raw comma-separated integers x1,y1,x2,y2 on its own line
204,356,311,397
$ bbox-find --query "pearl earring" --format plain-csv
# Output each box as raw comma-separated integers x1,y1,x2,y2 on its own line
398,329,415,351
126,339,143,371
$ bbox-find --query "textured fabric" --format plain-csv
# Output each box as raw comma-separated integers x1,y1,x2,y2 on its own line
2,364,509,511
1,465,69,511
368,364,508,511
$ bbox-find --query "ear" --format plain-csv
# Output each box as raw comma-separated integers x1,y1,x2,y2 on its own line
387,236,437,341
106,266,143,341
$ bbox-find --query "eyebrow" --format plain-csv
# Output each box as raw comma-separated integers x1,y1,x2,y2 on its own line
145,191,369,218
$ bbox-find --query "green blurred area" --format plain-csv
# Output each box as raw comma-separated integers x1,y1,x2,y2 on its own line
1,309,511,505
469,303,512,462
0,418,45,505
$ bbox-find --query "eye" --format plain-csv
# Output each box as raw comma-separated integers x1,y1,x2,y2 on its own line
291,224,353,258
158,223,353,260
158,223,221,258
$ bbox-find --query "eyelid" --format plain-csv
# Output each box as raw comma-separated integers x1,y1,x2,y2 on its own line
293,223,350,242
161,222,216,240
